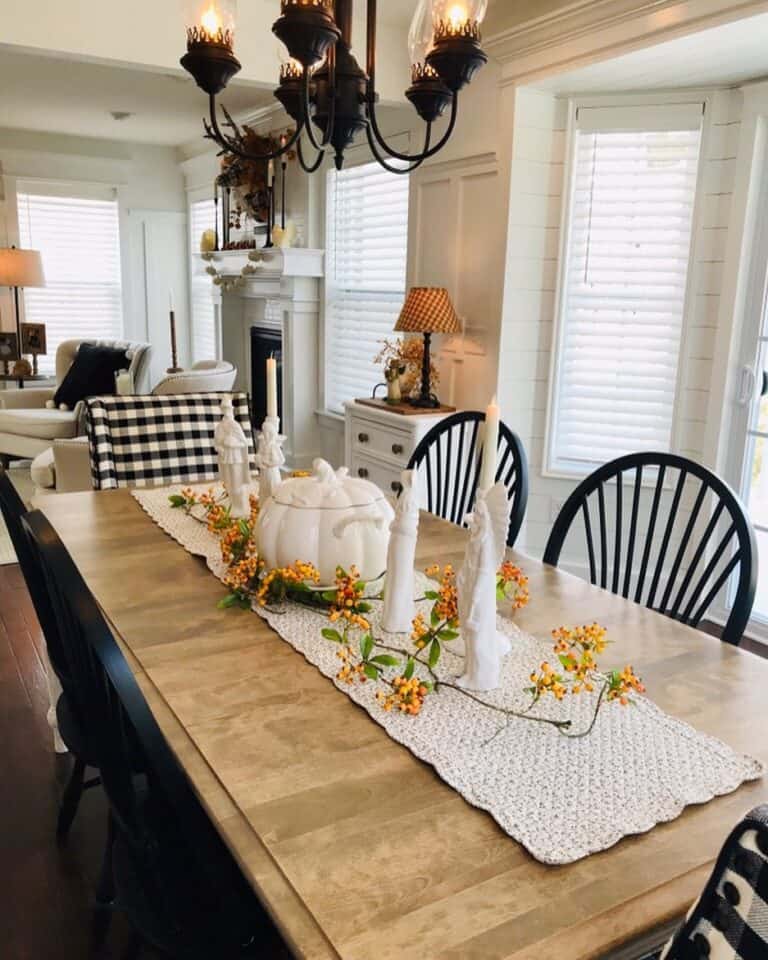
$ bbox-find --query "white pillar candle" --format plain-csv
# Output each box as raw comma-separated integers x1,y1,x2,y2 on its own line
266,356,278,420
168,289,175,312
268,160,275,187
479,396,500,492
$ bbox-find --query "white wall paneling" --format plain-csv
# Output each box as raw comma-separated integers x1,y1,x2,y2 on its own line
126,210,190,387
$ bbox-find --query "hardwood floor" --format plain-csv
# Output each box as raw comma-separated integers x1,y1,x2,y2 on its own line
0,562,160,959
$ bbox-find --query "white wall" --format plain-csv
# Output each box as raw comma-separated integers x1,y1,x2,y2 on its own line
0,127,189,385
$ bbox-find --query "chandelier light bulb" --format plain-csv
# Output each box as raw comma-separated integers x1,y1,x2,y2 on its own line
432,0,487,35
183,0,237,48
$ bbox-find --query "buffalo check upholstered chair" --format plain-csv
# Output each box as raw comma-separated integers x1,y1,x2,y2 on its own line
658,804,768,960
85,393,256,490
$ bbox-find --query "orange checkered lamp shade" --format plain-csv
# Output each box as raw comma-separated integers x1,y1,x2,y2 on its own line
395,287,460,335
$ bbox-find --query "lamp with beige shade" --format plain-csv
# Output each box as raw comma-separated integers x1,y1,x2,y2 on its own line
395,286,460,409
0,248,45,373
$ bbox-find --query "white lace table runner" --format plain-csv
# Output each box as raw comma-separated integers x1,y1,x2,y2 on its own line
133,485,763,865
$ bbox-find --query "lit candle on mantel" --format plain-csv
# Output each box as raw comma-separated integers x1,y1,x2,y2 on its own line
266,355,278,420
479,396,500,492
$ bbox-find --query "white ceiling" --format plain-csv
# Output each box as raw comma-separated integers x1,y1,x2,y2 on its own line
0,49,275,146
536,11,768,94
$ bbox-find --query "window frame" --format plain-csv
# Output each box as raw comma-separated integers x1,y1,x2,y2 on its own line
320,136,411,418
15,178,125,375
187,187,221,364
543,92,712,481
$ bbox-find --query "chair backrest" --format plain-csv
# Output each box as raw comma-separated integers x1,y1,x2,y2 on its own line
85,392,256,490
55,339,152,393
21,509,261,940
661,804,768,959
0,470,69,685
542,452,757,644
152,361,237,396
406,411,529,547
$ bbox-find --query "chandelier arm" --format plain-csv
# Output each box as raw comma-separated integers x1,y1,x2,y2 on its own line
364,122,430,175
367,92,458,162
300,52,337,153
205,95,304,161
297,136,326,174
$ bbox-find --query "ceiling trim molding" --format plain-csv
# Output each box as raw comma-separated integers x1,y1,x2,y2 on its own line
486,0,768,84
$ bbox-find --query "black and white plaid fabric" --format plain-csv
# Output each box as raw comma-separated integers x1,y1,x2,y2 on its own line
85,393,255,490
661,805,768,959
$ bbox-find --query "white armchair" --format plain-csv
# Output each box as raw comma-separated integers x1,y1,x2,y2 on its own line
0,338,151,465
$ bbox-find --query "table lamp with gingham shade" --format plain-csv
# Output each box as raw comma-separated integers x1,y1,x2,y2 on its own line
395,287,460,408
0,247,45,350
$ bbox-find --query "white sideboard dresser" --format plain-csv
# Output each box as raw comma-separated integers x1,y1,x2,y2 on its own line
344,400,454,496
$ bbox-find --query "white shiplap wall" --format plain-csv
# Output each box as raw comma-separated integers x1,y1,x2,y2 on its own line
497,86,743,561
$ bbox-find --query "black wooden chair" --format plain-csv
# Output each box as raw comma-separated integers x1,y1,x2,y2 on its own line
406,411,529,547
543,452,757,645
659,804,768,959
0,469,98,837
21,509,291,959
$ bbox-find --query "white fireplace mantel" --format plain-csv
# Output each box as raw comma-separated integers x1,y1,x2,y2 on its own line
203,247,325,471
202,246,324,280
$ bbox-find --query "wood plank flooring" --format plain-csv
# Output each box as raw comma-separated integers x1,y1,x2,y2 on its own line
0,563,160,959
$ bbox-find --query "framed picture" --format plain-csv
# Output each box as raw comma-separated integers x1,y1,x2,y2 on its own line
20,322,47,356
0,332,19,366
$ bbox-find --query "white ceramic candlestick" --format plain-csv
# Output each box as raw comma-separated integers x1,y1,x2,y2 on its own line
382,470,420,634
257,415,285,503
215,396,252,518
455,483,512,692
479,396,500,492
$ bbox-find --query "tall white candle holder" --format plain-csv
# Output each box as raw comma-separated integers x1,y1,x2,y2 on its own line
455,483,512,692
381,470,420,634
257,415,286,503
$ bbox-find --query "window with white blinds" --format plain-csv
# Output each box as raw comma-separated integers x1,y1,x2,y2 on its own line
548,103,703,474
17,187,123,375
189,198,218,362
325,159,409,414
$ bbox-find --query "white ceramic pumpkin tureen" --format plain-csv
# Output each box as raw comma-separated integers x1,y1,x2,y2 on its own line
257,458,394,584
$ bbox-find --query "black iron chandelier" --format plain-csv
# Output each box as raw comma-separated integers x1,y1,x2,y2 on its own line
181,0,488,174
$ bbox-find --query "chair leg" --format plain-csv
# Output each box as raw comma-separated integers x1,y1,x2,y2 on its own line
56,755,86,838
95,810,116,907
122,931,143,960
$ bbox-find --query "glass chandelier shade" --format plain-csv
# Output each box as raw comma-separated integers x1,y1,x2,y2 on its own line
183,0,237,49
408,0,436,80
431,0,488,38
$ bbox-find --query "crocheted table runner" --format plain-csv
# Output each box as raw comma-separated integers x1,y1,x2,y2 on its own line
132,485,763,865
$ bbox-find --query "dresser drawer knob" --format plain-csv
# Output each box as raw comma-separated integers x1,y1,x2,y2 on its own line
357,467,369,479
358,432,369,443
391,443,404,455
391,481,403,494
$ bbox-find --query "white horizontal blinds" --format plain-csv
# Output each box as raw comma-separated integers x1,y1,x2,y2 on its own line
325,159,409,414
17,188,123,376
189,198,218,362
551,103,703,471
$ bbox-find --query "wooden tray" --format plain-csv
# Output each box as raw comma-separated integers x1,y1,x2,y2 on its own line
355,397,456,416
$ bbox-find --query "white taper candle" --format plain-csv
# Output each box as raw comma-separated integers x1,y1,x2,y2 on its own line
479,396,500,492
266,356,278,420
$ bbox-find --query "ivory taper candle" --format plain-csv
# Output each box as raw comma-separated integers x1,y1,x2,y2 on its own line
266,356,278,420
479,396,500,492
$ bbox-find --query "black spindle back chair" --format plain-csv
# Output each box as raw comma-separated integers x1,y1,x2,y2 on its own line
406,411,529,547
543,452,757,645
21,510,286,958
0,469,97,837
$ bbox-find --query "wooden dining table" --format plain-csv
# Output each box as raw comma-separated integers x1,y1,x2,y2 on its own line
39,488,768,960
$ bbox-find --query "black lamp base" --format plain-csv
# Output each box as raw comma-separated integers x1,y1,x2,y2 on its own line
406,331,442,409
408,394,441,409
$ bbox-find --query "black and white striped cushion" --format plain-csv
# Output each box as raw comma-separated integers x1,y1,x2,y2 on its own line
661,805,768,960
85,393,255,490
